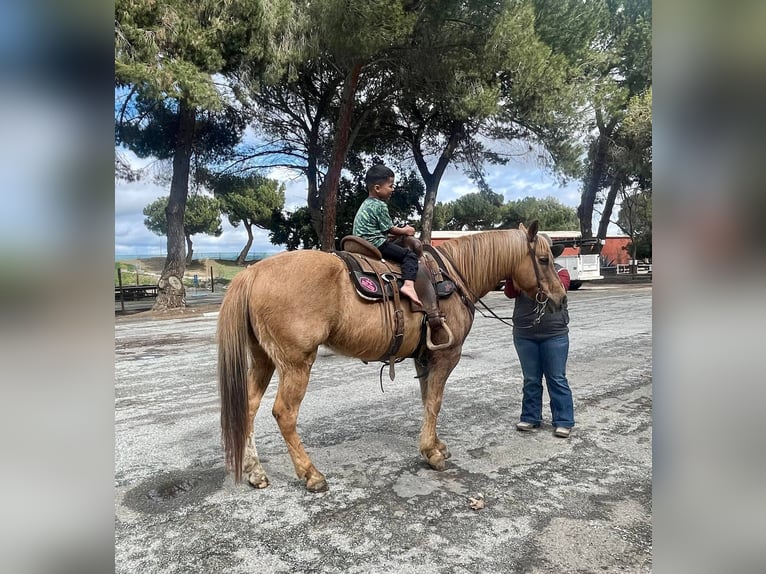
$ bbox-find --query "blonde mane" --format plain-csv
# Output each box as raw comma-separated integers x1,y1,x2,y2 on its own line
437,229,528,297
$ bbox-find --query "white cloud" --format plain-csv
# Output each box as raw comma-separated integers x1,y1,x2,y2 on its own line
265,166,306,210
425,162,580,207
115,152,281,258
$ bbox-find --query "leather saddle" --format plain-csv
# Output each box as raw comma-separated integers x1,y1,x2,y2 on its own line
336,236,456,304
336,235,457,354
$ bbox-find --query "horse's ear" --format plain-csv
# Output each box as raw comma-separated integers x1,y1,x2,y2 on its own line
527,220,539,241
518,222,527,233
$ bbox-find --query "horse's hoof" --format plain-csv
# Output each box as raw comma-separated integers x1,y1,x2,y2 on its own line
306,476,328,492
425,451,447,471
435,442,451,459
247,472,270,489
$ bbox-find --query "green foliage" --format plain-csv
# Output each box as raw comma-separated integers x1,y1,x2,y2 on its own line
115,0,295,106
184,194,223,237
611,88,652,190
304,0,418,66
432,202,453,231
205,173,286,229
577,0,652,237
445,194,500,230
334,176,369,244
269,207,319,251
499,196,579,230
116,96,246,162
617,189,651,258
142,197,169,236
432,192,577,232
142,193,222,237
388,171,426,224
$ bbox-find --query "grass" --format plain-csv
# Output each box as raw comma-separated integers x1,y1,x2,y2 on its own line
115,257,255,288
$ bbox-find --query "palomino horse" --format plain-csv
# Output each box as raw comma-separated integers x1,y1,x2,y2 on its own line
218,221,566,492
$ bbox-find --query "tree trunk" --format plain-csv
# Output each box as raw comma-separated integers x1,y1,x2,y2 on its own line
236,221,254,265
306,156,323,242
154,100,195,311
578,111,618,251
320,62,362,251
413,121,463,244
185,234,193,266
595,181,620,243
420,174,437,244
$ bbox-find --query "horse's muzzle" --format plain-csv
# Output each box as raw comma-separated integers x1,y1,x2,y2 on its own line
546,294,567,313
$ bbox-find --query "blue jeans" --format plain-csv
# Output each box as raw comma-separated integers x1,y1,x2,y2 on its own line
513,334,574,428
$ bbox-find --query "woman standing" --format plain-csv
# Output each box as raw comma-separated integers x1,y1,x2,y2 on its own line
504,237,574,438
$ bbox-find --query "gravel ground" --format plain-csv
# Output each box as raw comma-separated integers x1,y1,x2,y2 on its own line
115,282,652,573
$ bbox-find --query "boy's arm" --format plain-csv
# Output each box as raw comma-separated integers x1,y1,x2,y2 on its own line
388,224,416,237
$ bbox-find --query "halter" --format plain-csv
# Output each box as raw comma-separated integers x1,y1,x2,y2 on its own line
525,235,549,326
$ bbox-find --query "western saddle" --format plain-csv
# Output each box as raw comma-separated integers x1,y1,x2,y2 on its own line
335,234,456,372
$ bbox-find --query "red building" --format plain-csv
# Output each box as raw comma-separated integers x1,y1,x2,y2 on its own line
598,236,632,266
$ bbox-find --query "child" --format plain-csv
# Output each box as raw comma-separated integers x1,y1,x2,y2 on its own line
353,165,422,306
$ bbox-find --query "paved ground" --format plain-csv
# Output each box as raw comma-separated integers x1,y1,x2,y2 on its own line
115,282,652,573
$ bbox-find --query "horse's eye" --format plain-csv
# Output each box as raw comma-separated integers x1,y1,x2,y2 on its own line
539,257,549,265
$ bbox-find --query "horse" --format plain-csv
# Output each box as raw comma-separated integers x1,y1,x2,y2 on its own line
217,221,566,492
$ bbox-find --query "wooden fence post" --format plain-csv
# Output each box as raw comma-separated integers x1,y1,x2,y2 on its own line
117,267,125,312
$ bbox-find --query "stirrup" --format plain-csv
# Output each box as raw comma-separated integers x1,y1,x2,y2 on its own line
426,318,454,351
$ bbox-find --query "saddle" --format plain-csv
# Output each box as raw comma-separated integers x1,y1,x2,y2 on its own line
336,235,457,368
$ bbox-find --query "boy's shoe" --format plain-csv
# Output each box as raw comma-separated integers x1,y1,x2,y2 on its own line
515,421,538,432
553,427,571,438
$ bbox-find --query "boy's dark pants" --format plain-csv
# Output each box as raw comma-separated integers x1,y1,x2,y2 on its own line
379,241,419,282
379,240,444,333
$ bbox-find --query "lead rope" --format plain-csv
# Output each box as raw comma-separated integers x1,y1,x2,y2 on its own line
437,238,547,329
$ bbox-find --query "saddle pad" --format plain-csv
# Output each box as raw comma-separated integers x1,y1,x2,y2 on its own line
351,270,401,300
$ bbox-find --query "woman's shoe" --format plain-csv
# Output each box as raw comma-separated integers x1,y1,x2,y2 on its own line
553,427,571,438
516,421,538,432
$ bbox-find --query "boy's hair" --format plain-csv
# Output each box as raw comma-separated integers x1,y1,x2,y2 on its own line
365,165,395,189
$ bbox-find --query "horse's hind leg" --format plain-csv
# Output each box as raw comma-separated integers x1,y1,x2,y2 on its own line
416,351,460,470
243,341,275,488
272,352,327,492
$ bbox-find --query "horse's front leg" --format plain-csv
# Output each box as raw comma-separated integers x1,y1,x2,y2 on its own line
416,350,460,470
272,359,328,492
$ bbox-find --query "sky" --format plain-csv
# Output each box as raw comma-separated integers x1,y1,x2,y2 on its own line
114,148,585,259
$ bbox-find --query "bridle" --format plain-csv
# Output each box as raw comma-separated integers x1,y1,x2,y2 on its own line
525,235,550,326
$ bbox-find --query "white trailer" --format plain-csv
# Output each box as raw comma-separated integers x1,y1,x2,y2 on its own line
543,231,604,290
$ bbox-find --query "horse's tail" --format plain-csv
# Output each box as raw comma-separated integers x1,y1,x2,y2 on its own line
217,269,256,482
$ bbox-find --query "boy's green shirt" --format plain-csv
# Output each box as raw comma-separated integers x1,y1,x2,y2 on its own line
352,197,393,247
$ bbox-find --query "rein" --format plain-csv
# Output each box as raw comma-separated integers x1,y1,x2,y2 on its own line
438,235,550,329
435,246,515,327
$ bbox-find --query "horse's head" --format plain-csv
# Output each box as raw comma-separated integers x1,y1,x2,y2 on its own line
510,221,567,311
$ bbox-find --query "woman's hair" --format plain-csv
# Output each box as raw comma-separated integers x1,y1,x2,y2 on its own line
365,164,395,188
